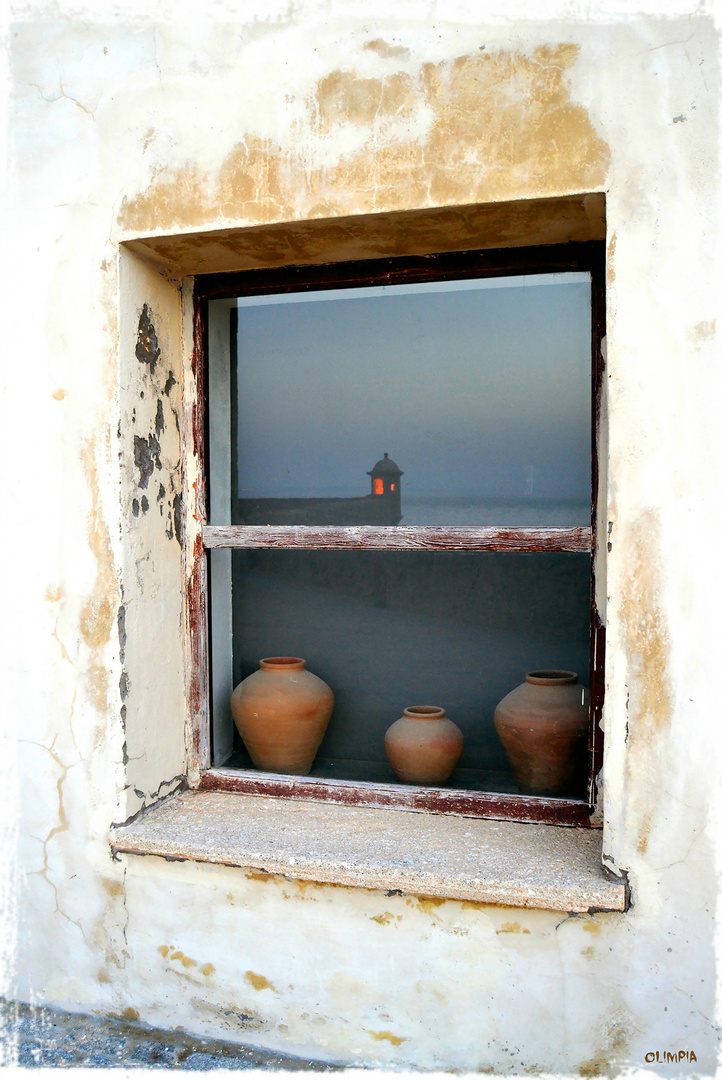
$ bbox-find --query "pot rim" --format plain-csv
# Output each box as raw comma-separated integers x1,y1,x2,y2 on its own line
525,669,578,686
403,705,446,719
259,657,307,671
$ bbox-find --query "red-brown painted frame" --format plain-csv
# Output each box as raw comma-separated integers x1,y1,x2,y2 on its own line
188,240,606,826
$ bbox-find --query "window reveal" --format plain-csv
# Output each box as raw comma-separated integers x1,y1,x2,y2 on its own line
193,243,605,825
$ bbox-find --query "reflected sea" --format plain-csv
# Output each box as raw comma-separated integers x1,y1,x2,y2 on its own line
399,495,590,527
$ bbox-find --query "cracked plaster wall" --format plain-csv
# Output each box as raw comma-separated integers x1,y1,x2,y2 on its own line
3,1,721,1073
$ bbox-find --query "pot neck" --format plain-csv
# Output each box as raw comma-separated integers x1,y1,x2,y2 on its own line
259,657,306,672
525,670,578,686
403,706,446,720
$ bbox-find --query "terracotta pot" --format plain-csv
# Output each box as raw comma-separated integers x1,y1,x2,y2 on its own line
384,706,464,785
230,657,334,775
493,670,589,796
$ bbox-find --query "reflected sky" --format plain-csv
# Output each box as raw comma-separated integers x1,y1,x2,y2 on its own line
231,273,591,503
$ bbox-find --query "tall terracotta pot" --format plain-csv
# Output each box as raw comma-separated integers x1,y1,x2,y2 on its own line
493,670,588,796
230,657,334,775
384,705,464,785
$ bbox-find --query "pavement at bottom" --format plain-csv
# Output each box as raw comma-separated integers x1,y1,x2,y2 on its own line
0,999,342,1070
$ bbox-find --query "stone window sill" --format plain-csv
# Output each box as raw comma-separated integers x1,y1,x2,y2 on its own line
110,790,626,913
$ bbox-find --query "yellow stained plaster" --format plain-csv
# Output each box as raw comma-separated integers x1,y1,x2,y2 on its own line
364,38,411,61
577,1018,629,1077
118,44,608,234
101,878,124,898
368,1028,406,1046
618,510,672,855
80,440,119,716
245,970,276,992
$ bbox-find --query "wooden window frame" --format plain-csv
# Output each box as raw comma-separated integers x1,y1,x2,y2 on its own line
187,240,606,826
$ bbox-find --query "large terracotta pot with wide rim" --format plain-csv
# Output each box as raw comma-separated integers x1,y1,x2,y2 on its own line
230,657,334,775
384,705,464,785
493,670,589,796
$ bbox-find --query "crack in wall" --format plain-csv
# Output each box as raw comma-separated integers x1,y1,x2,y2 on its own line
21,741,89,947
28,80,98,118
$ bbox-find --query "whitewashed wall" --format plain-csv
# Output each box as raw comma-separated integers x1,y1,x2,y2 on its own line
3,0,721,1072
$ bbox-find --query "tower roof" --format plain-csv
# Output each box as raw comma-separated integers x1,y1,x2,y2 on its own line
368,452,403,477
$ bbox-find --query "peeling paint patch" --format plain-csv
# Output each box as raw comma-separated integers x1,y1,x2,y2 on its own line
172,493,183,545
497,921,530,935
117,605,126,664
133,433,161,489
135,303,160,374
128,304,183,547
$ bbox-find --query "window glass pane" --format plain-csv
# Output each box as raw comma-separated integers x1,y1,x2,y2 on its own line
208,273,591,528
212,549,591,798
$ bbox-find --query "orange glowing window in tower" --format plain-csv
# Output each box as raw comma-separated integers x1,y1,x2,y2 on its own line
390,483,396,491
373,478,384,495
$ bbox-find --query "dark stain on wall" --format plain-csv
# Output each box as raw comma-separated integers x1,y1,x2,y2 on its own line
133,433,161,489
119,671,130,702
118,599,129,766
173,493,184,546
135,303,161,375
117,605,127,665
130,305,183,543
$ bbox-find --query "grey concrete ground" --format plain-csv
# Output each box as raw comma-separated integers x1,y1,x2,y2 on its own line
0,999,341,1070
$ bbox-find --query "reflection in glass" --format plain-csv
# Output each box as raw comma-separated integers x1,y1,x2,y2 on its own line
212,549,591,797
208,273,592,527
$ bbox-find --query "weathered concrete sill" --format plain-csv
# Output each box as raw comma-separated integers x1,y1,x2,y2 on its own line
110,790,626,913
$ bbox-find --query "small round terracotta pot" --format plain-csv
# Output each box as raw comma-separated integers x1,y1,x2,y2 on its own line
230,657,334,775
384,706,464,785
493,670,589,796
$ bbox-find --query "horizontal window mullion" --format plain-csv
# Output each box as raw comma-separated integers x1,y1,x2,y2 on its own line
203,524,592,552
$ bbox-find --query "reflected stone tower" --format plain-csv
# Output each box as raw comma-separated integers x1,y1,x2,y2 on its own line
368,453,403,523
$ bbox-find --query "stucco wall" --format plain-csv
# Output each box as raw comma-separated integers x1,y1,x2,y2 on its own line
3,0,721,1073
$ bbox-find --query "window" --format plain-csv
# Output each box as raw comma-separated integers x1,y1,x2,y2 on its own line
190,243,605,825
